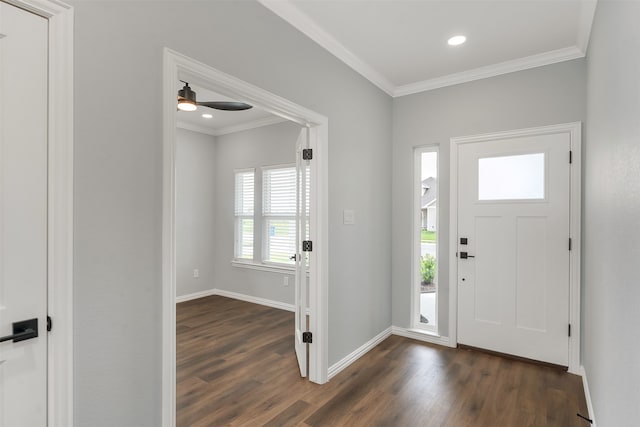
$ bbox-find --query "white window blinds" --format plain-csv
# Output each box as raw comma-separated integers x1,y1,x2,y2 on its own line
234,170,254,260
263,167,296,264
235,170,255,216
263,167,297,216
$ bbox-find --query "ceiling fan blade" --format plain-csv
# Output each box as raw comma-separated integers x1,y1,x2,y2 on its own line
197,101,253,111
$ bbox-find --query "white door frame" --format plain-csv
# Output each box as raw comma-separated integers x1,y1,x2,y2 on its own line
161,48,329,427
449,122,581,374
2,0,74,425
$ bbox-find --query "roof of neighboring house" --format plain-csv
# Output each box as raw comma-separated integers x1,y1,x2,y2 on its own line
421,177,437,209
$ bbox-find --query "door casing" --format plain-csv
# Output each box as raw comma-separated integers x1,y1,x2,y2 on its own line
161,48,329,427
449,122,581,374
1,0,74,425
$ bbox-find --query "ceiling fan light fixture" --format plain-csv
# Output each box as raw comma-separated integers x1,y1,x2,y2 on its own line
177,82,197,111
177,99,197,112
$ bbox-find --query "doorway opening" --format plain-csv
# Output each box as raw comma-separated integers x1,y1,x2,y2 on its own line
162,49,328,426
413,146,439,333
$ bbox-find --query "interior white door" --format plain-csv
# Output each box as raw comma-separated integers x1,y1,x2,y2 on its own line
294,127,310,377
0,3,49,426
457,131,570,366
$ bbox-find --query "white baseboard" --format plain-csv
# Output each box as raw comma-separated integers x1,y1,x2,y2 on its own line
175,288,313,316
391,326,454,348
213,289,295,312
328,327,392,380
175,288,217,303
579,365,597,426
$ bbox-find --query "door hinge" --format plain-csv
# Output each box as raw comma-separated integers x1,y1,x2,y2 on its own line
302,240,313,252
47,316,52,332
302,149,313,160
568,324,571,337
569,238,572,251
302,331,313,343
569,150,573,164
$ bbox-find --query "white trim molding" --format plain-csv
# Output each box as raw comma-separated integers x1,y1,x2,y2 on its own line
175,289,217,304
214,116,287,136
176,116,287,138
7,0,76,426
163,48,329,427
257,0,596,98
391,327,455,348
449,122,582,374
231,260,295,275
328,327,392,380
175,121,218,137
176,288,316,315
394,47,585,97
579,366,597,427
257,0,395,96
213,289,295,312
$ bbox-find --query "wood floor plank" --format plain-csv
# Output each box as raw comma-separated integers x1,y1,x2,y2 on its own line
177,296,588,427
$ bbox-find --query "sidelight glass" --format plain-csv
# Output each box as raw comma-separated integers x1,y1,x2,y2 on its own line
417,149,438,330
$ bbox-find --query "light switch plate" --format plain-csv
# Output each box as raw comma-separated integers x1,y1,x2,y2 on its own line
343,209,355,225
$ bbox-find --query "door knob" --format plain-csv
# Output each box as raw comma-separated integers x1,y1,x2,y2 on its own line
459,252,475,259
0,318,38,344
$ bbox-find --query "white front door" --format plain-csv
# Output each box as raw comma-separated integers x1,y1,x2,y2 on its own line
0,3,49,425
294,128,310,377
456,130,571,366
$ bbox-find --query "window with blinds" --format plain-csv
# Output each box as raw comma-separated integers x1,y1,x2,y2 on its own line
234,169,254,260
262,166,297,265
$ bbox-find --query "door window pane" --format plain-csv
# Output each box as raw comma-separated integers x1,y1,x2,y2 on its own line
478,153,545,200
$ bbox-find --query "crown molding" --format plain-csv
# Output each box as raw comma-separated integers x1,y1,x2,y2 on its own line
577,0,597,54
214,116,287,136
258,0,594,98
394,46,585,97
177,116,287,137
257,0,395,96
176,121,217,137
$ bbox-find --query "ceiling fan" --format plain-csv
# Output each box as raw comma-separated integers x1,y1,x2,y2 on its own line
177,81,253,112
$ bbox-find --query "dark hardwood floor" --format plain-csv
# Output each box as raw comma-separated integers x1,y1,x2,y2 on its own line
177,296,588,427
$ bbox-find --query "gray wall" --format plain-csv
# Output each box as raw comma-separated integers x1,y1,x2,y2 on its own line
392,59,586,334
583,1,640,425
214,121,300,304
72,1,392,425
176,128,216,298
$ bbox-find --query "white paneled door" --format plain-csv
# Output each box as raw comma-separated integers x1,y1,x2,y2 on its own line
457,131,571,366
0,3,49,426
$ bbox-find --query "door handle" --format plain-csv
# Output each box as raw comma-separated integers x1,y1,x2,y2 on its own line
0,318,38,343
290,254,298,261
459,252,475,259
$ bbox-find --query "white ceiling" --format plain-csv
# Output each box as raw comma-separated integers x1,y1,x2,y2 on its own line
259,0,597,97
176,84,284,136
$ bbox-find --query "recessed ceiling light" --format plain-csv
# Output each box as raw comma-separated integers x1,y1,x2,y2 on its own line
202,113,213,119
447,35,466,46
